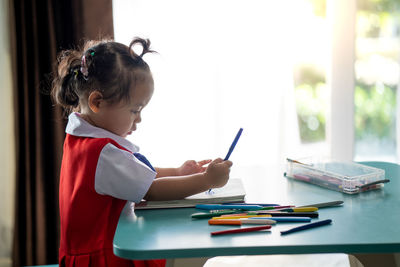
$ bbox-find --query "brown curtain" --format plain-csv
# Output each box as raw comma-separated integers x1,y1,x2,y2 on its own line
10,0,114,266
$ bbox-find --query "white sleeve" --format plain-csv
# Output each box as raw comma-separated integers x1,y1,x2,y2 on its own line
94,143,156,202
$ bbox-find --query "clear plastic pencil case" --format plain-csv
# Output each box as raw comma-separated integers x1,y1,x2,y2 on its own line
284,157,389,194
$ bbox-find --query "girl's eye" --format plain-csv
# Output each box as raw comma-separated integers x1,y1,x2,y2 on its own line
131,106,143,114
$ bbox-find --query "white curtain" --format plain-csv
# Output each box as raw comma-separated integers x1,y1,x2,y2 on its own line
326,0,356,161
113,0,302,168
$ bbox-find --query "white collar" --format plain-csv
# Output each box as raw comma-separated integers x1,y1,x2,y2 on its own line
65,112,139,153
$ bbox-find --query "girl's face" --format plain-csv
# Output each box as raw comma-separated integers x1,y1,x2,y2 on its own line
93,79,154,138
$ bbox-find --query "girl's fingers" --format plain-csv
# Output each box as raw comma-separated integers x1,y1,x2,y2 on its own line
212,158,224,164
224,160,233,167
198,159,212,166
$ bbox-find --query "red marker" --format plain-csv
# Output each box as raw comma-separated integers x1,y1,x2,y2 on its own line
211,225,271,236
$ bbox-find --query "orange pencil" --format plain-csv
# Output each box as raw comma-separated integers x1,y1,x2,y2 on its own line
209,219,242,225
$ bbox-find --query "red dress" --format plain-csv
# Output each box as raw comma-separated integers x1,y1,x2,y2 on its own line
59,113,165,267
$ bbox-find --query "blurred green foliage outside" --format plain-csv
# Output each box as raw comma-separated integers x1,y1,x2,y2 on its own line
295,0,399,147
354,83,396,140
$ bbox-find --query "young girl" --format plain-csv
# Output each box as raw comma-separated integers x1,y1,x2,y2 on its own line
52,37,232,267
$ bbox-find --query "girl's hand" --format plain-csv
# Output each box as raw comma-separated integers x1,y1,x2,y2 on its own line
204,158,232,188
177,159,212,176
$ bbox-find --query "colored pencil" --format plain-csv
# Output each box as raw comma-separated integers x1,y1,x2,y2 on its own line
280,219,332,235
211,225,271,236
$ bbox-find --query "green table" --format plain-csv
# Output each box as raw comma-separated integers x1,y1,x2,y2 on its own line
113,162,400,266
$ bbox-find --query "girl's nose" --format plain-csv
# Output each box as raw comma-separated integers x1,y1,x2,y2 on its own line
135,113,142,123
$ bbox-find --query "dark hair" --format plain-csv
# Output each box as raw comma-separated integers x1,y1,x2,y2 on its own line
51,37,155,113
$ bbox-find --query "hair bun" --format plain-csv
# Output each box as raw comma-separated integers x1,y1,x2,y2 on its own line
129,37,155,59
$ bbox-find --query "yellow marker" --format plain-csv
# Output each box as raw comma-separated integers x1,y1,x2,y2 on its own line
291,207,318,212
212,215,272,219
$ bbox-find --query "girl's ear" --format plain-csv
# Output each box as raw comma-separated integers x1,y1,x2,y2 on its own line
88,91,103,113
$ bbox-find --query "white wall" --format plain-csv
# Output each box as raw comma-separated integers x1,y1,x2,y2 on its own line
0,0,16,266
113,0,304,168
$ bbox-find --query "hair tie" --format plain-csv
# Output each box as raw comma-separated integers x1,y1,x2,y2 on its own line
80,55,89,80
73,69,79,78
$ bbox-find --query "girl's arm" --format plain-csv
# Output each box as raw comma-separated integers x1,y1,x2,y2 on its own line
155,159,212,178
154,167,178,177
144,158,232,201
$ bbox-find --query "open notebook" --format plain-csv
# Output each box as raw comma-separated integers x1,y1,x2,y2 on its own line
135,178,246,209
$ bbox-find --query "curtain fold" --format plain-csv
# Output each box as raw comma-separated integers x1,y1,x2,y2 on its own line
10,1,114,266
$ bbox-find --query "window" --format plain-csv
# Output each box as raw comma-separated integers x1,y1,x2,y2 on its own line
354,0,400,162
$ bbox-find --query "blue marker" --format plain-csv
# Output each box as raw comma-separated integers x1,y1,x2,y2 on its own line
280,219,332,235
208,128,243,193
224,128,243,160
